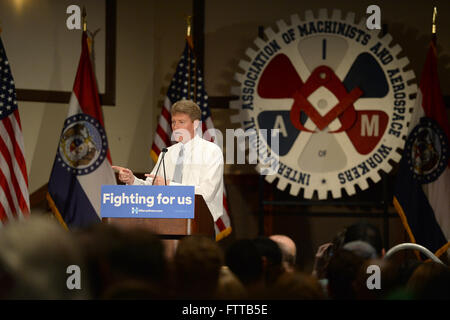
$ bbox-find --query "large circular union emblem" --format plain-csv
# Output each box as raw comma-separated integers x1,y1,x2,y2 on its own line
230,9,417,199
57,114,108,175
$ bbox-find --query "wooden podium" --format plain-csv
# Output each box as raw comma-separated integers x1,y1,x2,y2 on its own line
102,195,215,239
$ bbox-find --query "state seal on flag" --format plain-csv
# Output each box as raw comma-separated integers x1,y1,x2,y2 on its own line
57,113,108,175
405,117,449,184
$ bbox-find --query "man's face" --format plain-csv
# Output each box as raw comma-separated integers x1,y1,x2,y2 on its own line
171,112,197,143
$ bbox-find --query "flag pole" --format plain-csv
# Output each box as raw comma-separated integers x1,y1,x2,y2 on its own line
82,6,87,32
431,6,437,45
185,15,196,101
186,15,193,45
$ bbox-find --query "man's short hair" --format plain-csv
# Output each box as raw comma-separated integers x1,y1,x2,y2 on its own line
171,100,202,121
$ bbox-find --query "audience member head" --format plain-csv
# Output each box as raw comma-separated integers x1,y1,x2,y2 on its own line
0,215,89,299
76,223,167,299
174,235,224,299
225,239,264,289
269,271,326,300
406,261,450,299
354,258,406,300
269,234,297,273
326,249,365,300
343,221,384,258
214,266,247,300
252,237,283,287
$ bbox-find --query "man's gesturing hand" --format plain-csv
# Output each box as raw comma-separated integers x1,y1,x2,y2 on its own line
145,174,170,186
112,166,135,185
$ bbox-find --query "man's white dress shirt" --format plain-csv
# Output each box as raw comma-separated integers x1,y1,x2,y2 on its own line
133,135,224,222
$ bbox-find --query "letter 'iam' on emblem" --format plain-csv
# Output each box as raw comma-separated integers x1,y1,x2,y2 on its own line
230,9,417,199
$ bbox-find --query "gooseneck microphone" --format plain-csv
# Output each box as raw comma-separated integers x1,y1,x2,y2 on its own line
152,148,168,185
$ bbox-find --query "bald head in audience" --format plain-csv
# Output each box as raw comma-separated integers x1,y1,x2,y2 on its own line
269,235,297,273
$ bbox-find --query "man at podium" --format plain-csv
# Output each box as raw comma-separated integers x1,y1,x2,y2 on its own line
112,100,224,223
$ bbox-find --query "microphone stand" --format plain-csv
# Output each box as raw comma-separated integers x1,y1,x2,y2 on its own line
152,148,168,185
162,148,167,185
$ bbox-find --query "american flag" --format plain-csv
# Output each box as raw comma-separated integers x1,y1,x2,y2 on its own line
150,36,232,240
0,37,30,224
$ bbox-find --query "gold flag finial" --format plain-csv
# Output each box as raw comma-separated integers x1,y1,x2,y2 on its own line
82,6,87,32
186,15,192,38
432,6,437,34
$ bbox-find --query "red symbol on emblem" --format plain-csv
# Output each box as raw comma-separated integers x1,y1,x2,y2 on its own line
257,54,388,155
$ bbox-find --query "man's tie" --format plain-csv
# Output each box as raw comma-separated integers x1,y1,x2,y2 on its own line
172,144,184,183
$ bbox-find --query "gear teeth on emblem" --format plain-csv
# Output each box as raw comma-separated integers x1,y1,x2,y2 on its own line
344,184,356,197
245,48,257,60
265,174,276,184
277,179,288,191
370,28,382,38
331,188,342,199
304,10,314,21
290,14,301,25
370,172,382,184
357,179,369,191
403,70,416,82
408,84,418,96
381,163,393,174
380,34,393,46
318,8,328,19
254,38,266,50
317,189,327,200
230,86,241,96
264,27,276,40
229,100,242,110
397,57,411,69
345,12,355,24
390,152,402,162
303,188,314,199
357,16,366,28
331,9,342,20
289,184,301,196
233,72,244,84
238,60,250,72
390,44,402,57
276,20,289,32
229,114,241,124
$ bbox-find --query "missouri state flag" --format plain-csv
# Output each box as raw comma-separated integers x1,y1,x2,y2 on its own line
393,41,450,258
47,31,115,229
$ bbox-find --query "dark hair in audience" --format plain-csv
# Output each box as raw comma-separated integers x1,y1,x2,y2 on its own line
407,262,450,299
344,221,383,256
76,223,167,299
252,237,283,286
174,235,224,299
269,272,326,300
253,237,282,266
225,239,263,286
326,249,365,300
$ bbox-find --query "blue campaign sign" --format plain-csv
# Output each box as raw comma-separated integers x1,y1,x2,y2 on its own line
100,185,195,219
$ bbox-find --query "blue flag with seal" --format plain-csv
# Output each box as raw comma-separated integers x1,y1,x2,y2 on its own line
393,41,450,259
47,32,116,229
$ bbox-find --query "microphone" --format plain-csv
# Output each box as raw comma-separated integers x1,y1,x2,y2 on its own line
152,148,168,185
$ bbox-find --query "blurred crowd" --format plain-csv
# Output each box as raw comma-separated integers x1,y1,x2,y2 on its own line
0,215,449,300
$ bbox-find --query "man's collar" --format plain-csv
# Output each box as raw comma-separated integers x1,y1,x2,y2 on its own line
180,133,199,148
